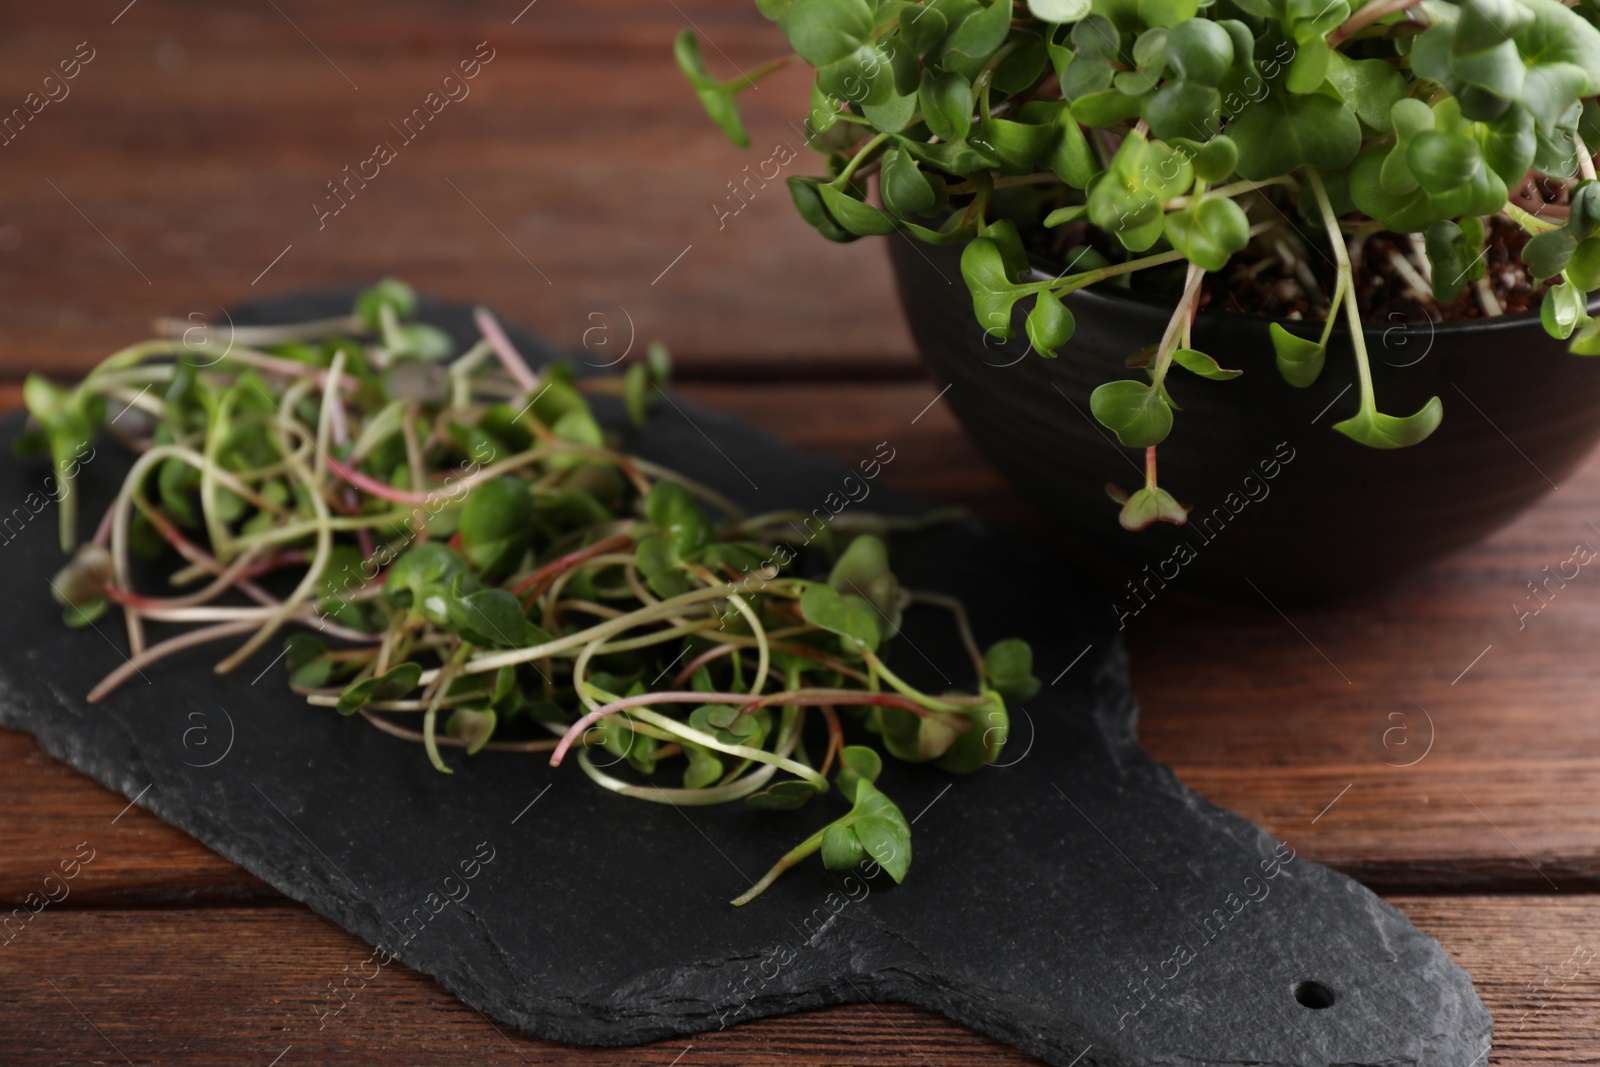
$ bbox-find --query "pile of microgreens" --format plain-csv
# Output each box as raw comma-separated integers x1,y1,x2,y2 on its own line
21,280,1039,905
679,0,1600,530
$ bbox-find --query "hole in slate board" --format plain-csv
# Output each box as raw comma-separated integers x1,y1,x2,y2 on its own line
1294,980,1337,1009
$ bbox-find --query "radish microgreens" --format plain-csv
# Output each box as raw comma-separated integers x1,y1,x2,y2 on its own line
25,280,1037,905
679,0,1600,528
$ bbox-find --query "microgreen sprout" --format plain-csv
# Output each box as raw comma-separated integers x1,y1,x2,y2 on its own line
24,280,1038,905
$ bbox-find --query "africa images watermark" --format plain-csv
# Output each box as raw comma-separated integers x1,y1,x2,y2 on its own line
313,41,497,230
1112,441,1297,629
715,846,900,1031
0,440,97,548
1514,942,1595,1033
711,142,800,230
1108,838,1298,1031
712,440,896,629
1,40,95,148
308,439,498,631
2,841,96,947
1512,524,1600,630
312,840,497,1029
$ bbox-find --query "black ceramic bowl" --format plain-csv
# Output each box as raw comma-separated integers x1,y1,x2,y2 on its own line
889,234,1600,601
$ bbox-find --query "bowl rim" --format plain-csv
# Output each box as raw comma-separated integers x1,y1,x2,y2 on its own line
994,241,1600,339
1021,259,1600,339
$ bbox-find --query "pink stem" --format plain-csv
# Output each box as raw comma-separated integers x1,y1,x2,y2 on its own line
474,306,539,393
324,385,365,526
511,533,635,598
819,706,844,777
141,508,278,607
234,352,359,391
671,644,738,690
239,551,306,579
104,546,267,610
326,457,435,505
93,502,116,547
328,389,350,446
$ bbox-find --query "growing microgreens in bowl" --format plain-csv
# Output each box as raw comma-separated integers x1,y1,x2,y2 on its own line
679,0,1600,528
22,280,1039,905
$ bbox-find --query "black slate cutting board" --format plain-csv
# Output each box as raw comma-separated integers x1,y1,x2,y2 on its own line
0,294,1492,1066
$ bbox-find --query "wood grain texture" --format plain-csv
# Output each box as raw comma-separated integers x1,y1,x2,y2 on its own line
1,896,1594,1065
0,0,918,379
3,4,1600,1060
1128,441,1600,891
0,730,268,905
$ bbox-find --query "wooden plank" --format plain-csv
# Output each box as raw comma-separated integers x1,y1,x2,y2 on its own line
0,896,1593,1064
0,729,269,904
0,2,918,379
1,0,781,50
7,379,1600,899
1128,442,1600,890
0,904,1044,1066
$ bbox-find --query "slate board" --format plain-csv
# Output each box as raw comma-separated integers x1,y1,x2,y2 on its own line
0,293,1493,1066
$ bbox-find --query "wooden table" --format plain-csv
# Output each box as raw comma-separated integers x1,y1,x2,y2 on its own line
3,2,1598,1063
